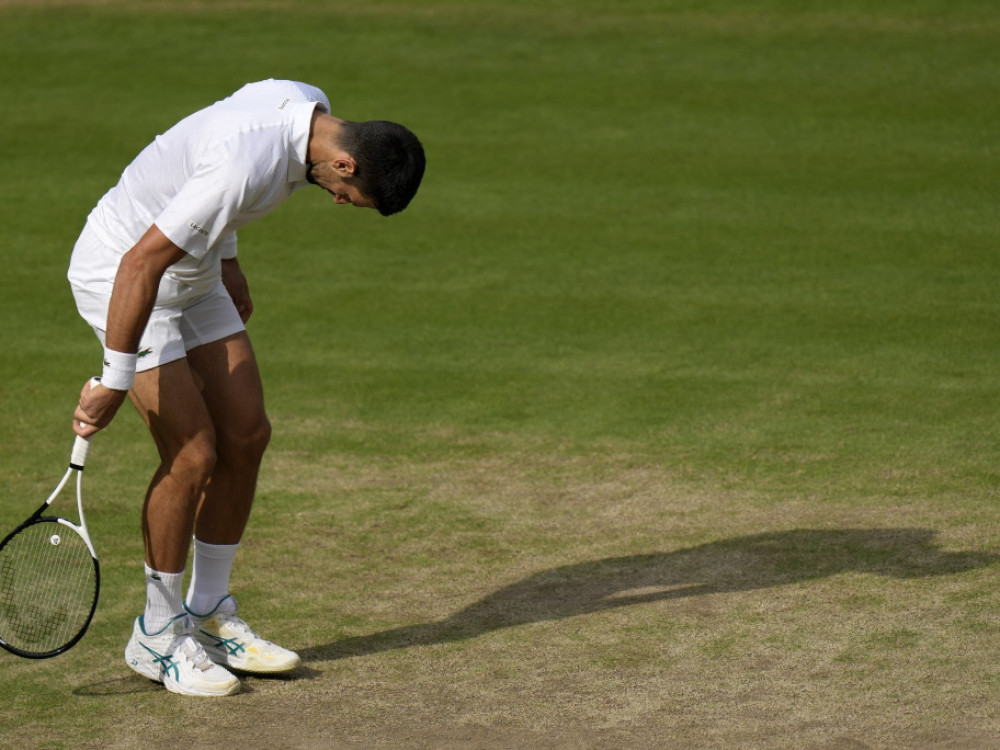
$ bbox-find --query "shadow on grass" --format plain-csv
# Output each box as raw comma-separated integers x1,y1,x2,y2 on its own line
301,528,1000,663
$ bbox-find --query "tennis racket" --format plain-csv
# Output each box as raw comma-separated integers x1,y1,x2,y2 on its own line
0,434,99,658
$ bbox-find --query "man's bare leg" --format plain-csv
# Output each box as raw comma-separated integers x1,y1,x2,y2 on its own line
129,359,217,574
186,331,271,545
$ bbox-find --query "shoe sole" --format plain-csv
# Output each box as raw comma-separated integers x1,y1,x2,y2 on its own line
201,644,302,674
163,677,241,697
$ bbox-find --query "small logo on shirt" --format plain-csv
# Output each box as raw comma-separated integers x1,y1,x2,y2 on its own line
138,347,153,358
278,98,291,110
188,221,209,237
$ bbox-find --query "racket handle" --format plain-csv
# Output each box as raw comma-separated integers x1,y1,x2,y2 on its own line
71,435,92,469
70,377,101,469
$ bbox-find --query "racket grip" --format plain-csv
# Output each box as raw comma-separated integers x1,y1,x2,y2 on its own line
69,435,90,469
70,377,101,469
71,435,92,469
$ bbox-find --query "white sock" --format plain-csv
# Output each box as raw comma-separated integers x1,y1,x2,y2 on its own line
143,564,185,633
185,539,240,616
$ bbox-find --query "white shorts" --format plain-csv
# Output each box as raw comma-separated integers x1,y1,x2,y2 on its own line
71,282,245,373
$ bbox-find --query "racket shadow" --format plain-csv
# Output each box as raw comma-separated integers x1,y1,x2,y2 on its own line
300,527,1000,663
72,676,164,697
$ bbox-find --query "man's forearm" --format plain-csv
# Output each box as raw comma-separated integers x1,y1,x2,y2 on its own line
104,224,188,354
104,250,162,354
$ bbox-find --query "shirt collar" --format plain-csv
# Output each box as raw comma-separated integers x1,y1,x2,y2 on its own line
287,101,321,184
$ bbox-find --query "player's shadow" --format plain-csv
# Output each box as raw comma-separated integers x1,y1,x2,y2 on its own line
301,528,1000,663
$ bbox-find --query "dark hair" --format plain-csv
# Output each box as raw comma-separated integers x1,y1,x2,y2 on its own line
337,120,425,216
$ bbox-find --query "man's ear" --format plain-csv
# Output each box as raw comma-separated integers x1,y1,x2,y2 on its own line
331,154,357,177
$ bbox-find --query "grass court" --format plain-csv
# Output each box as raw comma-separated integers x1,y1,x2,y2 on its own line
1,1,999,747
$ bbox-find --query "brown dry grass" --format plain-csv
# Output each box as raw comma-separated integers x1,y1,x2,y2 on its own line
34,440,993,749
2,426,998,749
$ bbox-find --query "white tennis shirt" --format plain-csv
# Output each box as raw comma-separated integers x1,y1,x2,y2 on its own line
70,79,330,305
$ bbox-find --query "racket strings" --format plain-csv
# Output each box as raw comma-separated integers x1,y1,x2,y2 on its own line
0,522,97,654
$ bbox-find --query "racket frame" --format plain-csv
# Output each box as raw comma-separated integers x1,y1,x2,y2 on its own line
0,435,100,658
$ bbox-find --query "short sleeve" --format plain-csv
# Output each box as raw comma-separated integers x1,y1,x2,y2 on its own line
153,146,253,258
219,232,238,260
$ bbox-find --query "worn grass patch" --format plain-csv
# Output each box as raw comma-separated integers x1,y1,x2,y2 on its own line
7,441,1000,749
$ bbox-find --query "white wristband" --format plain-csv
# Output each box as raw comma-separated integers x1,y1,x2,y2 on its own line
101,348,137,391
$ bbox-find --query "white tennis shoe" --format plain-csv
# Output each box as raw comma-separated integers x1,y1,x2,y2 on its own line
125,614,241,697
187,595,302,674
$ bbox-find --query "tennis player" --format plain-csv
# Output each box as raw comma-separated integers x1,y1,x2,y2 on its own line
68,79,425,696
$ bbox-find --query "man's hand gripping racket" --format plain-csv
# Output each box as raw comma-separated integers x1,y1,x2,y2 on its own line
73,376,127,438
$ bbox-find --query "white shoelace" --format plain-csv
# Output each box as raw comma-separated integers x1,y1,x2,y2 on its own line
175,635,216,672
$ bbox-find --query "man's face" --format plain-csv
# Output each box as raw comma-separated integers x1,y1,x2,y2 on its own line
328,179,376,209
308,161,376,210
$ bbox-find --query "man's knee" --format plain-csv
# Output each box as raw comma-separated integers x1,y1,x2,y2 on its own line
169,434,218,497
221,414,271,465
247,414,272,459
